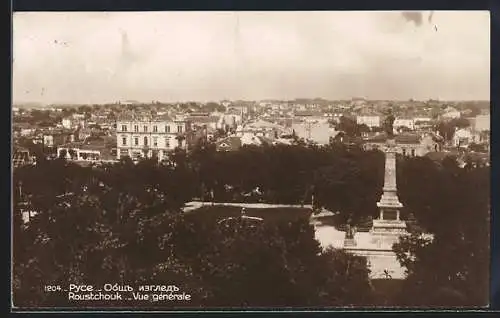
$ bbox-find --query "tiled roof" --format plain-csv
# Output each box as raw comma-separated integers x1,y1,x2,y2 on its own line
187,116,220,123
117,113,173,121
364,133,388,143
364,132,420,144
245,119,284,130
59,141,85,149
226,109,242,115
294,110,323,117
396,133,421,144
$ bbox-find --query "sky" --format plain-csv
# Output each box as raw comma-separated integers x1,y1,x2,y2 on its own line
12,11,490,104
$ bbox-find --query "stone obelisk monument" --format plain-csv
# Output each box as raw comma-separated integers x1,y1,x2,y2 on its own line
371,113,407,247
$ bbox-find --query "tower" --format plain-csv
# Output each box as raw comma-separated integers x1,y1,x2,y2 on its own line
371,138,407,247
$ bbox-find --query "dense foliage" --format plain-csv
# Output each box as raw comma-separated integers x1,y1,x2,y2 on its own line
13,152,372,308
13,143,489,308
394,157,490,307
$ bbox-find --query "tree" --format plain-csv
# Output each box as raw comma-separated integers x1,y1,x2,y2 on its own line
468,143,488,153
313,150,383,224
202,102,225,113
13,159,200,308
450,117,471,129
13,156,374,308
175,135,186,149
176,215,373,307
435,118,471,142
393,159,489,307
358,123,370,135
337,116,359,137
435,121,456,141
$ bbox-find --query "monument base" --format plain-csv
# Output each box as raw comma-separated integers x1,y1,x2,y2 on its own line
370,219,408,248
343,238,357,247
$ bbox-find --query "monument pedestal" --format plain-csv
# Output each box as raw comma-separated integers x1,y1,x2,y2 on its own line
370,219,407,248
343,238,357,247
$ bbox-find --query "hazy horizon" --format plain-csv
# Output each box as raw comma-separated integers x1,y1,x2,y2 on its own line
13,11,490,105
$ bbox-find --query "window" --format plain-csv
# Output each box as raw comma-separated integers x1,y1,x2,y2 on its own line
177,125,183,133
122,137,127,146
144,125,148,132
121,125,127,132
402,148,406,156
119,149,129,158
153,125,158,132
134,137,139,146
165,137,170,148
144,136,148,146
153,137,158,147
134,125,139,132
411,149,416,157
165,125,170,133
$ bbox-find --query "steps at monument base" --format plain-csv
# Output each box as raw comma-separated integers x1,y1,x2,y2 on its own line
343,239,357,247
344,248,406,279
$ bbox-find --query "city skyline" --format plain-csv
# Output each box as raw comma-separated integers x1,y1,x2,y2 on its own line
13,11,490,104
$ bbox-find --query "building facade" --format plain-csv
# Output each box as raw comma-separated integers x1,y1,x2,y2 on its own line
116,115,191,161
356,115,381,128
473,114,490,132
393,117,415,131
363,132,443,157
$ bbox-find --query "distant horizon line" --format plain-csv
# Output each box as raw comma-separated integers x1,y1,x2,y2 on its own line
12,98,491,106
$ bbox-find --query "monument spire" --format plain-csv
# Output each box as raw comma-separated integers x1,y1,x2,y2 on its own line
371,112,407,247
376,139,403,220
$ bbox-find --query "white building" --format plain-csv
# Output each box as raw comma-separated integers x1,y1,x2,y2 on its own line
72,113,86,120
116,114,191,161
453,128,475,147
393,118,415,130
57,146,102,162
237,119,285,139
442,107,461,120
413,117,432,124
356,115,381,128
291,121,336,145
61,118,73,129
473,114,490,132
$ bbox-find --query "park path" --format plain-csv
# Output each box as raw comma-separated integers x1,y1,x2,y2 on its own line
182,201,313,213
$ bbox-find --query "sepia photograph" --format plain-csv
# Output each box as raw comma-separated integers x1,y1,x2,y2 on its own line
12,10,490,310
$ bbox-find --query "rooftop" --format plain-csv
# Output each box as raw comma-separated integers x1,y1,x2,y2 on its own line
187,115,220,123
364,132,421,144
117,113,174,122
294,110,324,117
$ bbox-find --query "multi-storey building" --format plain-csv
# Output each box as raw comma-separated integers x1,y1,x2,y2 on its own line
363,132,443,157
116,114,192,161
393,117,415,131
356,115,381,128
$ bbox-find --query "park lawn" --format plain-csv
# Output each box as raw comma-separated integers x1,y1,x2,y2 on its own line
185,205,312,224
